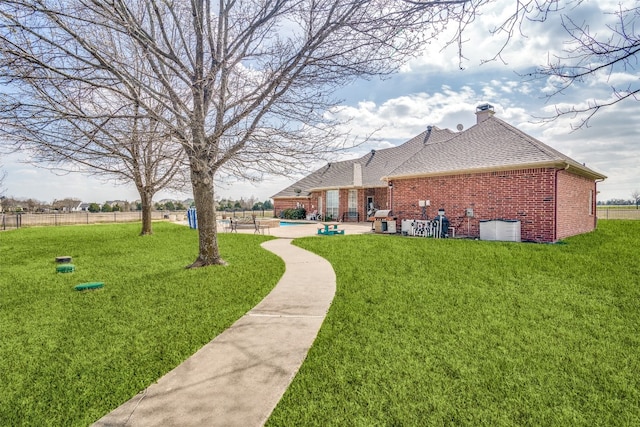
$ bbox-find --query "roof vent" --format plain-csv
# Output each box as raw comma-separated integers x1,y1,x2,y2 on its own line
426,125,432,132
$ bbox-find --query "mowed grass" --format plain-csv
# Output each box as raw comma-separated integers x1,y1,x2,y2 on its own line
268,220,640,426
0,222,282,426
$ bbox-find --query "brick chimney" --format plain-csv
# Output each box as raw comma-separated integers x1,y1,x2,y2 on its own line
476,103,495,123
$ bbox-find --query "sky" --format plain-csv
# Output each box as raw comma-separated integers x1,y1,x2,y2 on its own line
1,0,638,204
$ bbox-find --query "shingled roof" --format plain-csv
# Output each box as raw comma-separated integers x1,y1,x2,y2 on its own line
272,128,448,198
272,111,605,199
385,116,606,180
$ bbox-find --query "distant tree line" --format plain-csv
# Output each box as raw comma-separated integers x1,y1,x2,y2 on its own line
216,197,273,212
0,195,274,213
598,191,640,208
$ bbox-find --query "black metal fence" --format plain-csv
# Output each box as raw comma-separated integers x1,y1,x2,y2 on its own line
0,209,276,231
217,209,275,218
596,208,640,220
1,213,22,230
0,211,164,230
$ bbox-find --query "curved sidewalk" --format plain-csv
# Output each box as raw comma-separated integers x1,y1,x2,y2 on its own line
93,238,336,427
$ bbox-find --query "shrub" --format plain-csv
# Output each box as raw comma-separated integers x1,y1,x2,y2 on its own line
281,208,306,220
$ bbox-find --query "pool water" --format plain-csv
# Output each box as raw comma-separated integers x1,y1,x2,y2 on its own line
280,221,307,226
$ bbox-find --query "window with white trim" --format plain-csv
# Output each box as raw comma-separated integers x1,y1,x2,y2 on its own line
348,190,358,218
326,190,339,220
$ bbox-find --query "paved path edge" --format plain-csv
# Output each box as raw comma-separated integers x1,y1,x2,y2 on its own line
93,238,336,427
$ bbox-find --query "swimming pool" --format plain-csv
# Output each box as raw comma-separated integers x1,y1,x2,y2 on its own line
280,221,309,226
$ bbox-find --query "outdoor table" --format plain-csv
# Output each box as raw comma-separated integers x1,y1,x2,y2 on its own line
318,222,344,235
321,222,339,232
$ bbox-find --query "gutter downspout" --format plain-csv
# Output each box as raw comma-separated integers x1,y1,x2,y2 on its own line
595,178,605,228
554,164,570,242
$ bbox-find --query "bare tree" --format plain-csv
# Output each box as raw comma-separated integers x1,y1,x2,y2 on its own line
0,0,542,267
515,2,640,127
0,29,188,235
632,190,640,209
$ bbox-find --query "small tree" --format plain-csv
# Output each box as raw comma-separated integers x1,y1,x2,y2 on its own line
101,203,113,213
88,203,100,213
632,190,640,209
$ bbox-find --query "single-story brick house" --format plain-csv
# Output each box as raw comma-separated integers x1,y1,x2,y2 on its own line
272,104,606,242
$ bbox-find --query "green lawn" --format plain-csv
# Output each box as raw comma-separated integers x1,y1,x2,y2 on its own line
2,221,638,426
267,220,640,426
0,223,282,426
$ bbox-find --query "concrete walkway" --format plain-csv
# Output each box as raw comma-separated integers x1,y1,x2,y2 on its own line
94,222,371,426
93,240,336,426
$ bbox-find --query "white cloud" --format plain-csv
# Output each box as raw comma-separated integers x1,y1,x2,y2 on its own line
3,0,638,204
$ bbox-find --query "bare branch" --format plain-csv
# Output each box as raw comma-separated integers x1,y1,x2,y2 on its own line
2,0,535,265
519,3,640,127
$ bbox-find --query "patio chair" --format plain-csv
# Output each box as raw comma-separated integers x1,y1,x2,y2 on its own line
252,215,269,234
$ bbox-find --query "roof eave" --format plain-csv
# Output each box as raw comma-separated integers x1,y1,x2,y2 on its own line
382,161,598,181
271,194,311,200
565,164,607,180
307,183,389,192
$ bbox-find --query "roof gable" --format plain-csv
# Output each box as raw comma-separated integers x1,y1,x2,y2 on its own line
386,117,606,180
272,115,606,199
272,128,451,198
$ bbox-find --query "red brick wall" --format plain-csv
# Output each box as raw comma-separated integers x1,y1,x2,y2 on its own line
391,168,558,242
367,188,389,211
556,170,597,239
277,189,389,222
273,197,312,216
336,189,351,222
340,188,390,221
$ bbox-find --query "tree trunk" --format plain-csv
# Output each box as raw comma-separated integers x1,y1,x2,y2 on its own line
139,190,154,235
188,165,226,268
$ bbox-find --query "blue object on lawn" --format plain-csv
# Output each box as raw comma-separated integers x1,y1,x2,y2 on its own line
187,207,198,229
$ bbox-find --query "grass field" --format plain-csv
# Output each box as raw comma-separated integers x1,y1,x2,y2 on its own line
2,221,638,426
267,220,640,426
596,207,640,220
0,223,281,426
